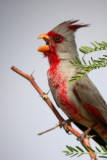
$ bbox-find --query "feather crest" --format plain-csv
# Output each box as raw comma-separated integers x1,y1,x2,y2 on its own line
59,20,89,31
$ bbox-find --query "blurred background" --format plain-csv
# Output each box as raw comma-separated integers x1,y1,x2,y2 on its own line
0,0,107,160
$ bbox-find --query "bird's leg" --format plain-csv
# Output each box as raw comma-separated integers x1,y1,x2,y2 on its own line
59,118,75,134
77,122,97,142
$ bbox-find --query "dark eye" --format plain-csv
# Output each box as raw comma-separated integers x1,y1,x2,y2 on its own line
54,36,61,42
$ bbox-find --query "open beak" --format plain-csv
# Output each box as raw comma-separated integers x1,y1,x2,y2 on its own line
38,33,50,52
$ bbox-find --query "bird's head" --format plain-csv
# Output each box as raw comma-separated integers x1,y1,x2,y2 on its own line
38,20,88,65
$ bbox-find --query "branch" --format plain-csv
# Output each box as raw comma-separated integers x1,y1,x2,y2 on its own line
11,66,64,122
11,66,98,160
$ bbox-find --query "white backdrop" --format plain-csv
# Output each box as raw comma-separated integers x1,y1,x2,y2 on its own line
0,0,107,160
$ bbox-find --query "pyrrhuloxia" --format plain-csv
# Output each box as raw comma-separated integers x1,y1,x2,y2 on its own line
38,20,107,146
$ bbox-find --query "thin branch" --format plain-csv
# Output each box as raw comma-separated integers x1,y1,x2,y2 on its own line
11,65,98,160
38,123,60,135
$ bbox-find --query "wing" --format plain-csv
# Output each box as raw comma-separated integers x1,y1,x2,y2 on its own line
73,75,107,123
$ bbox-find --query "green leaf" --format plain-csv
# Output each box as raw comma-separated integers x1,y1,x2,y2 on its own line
87,146,95,152
79,41,107,54
72,57,78,64
76,146,84,152
66,145,79,152
101,146,107,153
63,144,107,159
103,54,107,57
95,41,103,48
78,153,84,157
70,153,78,157
69,52,107,85
99,156,107,158
88,60,92,65
91,42,100,50
82,57,87,65
95,146,101,152
102,41,107,48
75,56,82,64
66,145,73,152
62,151,69,154
82,144,90,152
79,48,87,54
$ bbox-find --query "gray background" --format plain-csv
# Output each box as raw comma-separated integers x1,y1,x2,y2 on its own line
1,0,107,160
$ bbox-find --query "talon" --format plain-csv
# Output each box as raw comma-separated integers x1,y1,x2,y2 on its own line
61,121,70,133
77,123,96,142
77,132,90,142
59,119,73,134
77,133,96,143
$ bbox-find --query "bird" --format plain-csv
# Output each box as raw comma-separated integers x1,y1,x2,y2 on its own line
37,20,107,147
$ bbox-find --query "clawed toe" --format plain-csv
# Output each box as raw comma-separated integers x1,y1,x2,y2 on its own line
77,132,89,142
60,119,73,134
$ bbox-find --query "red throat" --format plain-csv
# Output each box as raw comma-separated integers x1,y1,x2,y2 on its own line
43,45,60,66
48,51,60,66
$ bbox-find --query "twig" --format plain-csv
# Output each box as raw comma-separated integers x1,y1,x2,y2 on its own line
38,123,60,135
11,66,98,160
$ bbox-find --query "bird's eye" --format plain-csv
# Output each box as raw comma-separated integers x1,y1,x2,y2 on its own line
54,36,61,42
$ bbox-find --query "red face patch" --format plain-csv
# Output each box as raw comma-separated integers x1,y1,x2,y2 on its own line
48,31,64,43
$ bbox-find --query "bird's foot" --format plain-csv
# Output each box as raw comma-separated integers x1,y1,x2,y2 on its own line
77,131,90,142
77,123,96,143
60,119,74,134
